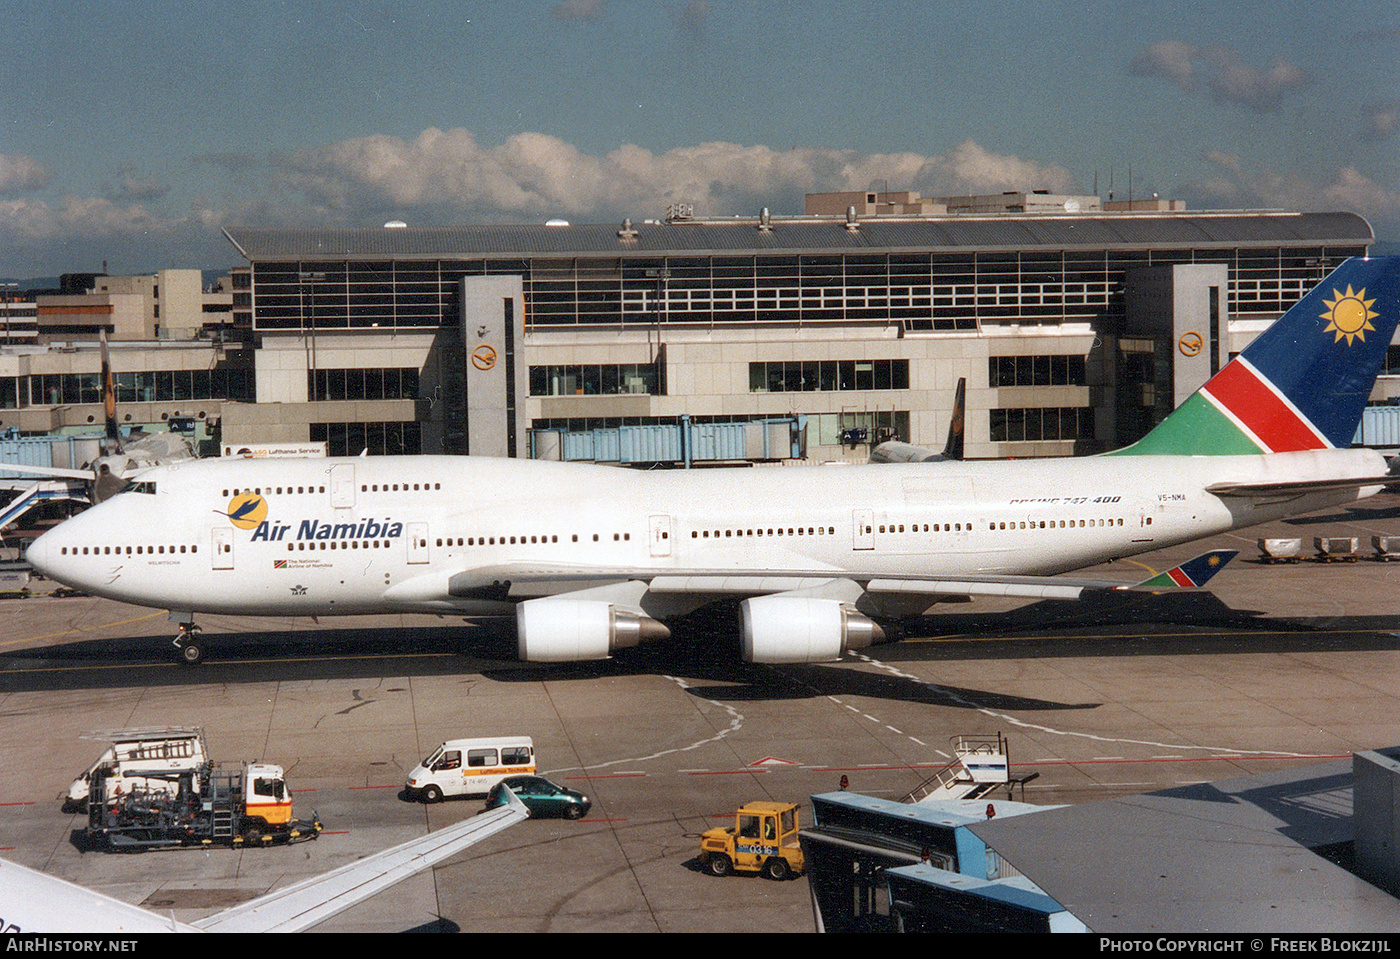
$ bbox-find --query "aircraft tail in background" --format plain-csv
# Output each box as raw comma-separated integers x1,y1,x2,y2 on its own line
1112,256,1400,457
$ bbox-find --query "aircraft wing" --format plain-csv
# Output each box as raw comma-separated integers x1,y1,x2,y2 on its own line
0,462,94,481
433,550,1237,605
191,788,529,933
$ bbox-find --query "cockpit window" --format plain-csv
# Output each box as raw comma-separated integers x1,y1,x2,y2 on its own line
123,481,157,495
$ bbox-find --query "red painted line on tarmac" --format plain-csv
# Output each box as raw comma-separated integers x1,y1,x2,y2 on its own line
1021,753,1350,768
0,801,35,807
347,784,399,790
684,769,768,776
321,830,351,836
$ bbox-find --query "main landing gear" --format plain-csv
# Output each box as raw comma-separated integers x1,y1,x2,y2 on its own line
172,621,205,666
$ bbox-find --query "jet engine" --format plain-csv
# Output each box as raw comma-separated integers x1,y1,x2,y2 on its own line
516,598,670,662
739,596,886,664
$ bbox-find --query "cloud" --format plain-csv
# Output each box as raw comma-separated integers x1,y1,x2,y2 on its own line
1363,102,1399,141
102,169,170,202
266,127,1079,223
0,153,52,193
1131,41,1310,111
1194,153,1400,231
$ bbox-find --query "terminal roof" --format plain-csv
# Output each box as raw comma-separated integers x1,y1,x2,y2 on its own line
224,212,1373,262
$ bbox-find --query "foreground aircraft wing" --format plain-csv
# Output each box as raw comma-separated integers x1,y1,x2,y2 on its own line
865,549,1238,599
0,462,96,481
437,550,1238,605
0,789,527,934
192,787,528,933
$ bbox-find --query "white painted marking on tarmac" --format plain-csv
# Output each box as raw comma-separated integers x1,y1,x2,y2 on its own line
547,673,745,776
851,652,1316,759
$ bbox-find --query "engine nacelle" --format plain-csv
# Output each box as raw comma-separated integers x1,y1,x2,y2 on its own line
739,596,885,664
516,598,670,662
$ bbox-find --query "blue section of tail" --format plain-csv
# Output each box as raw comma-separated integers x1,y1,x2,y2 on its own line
1241,257,1400,447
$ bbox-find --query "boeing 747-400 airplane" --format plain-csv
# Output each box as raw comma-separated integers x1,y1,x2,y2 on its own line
23,258,1400,665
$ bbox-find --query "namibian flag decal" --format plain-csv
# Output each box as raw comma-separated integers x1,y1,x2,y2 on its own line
1135,550,1238,590
1199,357,1330,454
273,560,287,569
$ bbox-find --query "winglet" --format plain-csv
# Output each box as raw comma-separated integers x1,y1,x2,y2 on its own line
1124,549,1238,590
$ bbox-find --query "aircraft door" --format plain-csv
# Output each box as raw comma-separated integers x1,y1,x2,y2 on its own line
407,523,429,564
648,515,672,557
330,465,355,509
212,527,234,570
852,509,874,550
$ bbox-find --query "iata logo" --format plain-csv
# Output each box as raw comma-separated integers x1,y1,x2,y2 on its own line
225,493,268,530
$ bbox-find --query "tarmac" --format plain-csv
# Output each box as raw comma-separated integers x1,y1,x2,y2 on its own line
2,491,1399,932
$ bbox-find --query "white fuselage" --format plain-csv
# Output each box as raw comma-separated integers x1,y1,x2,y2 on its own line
24,449,1386,621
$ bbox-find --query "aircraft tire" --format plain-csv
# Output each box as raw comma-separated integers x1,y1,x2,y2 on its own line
178,640,205,666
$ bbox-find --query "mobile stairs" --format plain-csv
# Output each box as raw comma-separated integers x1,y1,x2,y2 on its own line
902,733,1038,805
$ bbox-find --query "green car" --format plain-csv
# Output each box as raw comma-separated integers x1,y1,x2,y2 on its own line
486,775,592,819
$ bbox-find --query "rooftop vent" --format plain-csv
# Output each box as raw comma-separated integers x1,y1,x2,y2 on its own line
383,220,407,229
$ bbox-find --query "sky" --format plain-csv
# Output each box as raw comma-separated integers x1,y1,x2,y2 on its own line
1,0,1397,278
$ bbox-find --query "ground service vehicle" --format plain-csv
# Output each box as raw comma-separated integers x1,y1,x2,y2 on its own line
406,736,535,801
486,775,591,819
65,727,208,811
700,801,805,879
86,760,321,850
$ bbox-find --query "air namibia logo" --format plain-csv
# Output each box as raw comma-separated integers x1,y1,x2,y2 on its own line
1321,285,1378,345
225,493,268,530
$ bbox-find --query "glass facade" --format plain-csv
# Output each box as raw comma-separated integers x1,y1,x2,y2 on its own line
25,369,254,407
309,367,420,401
310,421,422,456
749,359,909,393
251,246,1366,334
988,354,1088,387
528,363,660,397
990,407,1095,443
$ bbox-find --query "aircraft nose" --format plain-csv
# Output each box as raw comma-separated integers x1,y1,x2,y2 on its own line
25,527,53,578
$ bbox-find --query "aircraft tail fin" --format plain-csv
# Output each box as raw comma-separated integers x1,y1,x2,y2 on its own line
100,330,121,456
941,377,965,460
1126,549,1238,590
1112,256,1400,456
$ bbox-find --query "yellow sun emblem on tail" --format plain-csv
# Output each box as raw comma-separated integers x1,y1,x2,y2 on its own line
1321,285,1379,345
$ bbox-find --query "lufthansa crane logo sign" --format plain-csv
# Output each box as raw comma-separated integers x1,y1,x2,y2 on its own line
1178,332,1203,357
471,345,498,371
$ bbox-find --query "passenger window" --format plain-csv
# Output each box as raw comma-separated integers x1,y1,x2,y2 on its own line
502,747,531,766
467,749,498,768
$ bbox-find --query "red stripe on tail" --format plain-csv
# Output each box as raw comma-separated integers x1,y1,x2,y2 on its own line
1202,361,1329,453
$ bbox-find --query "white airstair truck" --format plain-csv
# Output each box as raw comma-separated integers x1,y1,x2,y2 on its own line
902,734,1037,805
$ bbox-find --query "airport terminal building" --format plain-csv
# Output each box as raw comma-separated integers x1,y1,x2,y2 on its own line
220,195,1376,462
0,194,1379,464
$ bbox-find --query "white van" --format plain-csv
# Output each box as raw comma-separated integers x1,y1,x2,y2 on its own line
405,737,535,802
65,727,208,810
